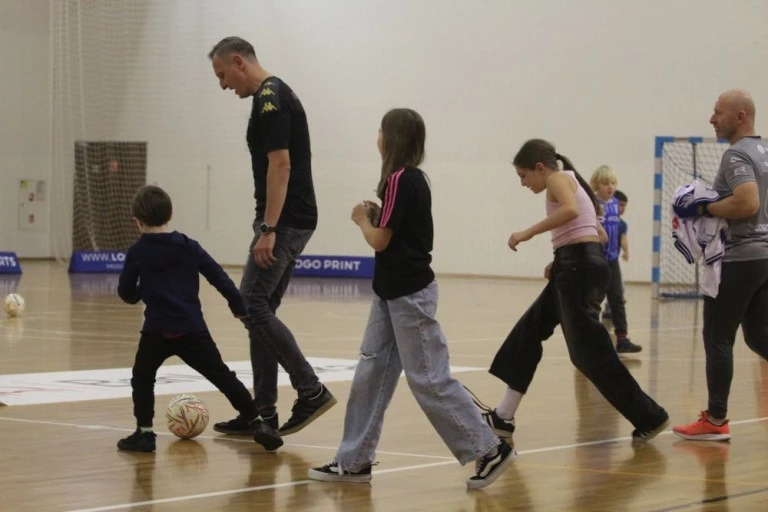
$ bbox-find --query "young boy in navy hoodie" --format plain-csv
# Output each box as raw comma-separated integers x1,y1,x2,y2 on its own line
116,185,282,452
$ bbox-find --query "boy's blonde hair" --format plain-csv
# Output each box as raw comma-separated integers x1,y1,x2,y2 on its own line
590,165,618,191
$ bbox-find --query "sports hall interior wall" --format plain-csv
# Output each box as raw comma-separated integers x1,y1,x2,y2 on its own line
1,0,766,282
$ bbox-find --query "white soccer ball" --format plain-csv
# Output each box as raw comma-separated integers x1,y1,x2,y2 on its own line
166,394,209,439
3,293,25,318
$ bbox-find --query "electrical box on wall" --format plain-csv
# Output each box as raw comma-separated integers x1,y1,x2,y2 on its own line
18,179,48,231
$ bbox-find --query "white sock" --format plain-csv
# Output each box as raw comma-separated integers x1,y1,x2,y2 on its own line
496,388,523,420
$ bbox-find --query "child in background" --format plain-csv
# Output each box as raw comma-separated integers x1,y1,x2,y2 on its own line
601,189,629,320
615,190,629,262
590,167,642,354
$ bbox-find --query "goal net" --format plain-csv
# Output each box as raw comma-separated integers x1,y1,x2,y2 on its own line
72,141,146,252
652,137,728,299
51,1,148,263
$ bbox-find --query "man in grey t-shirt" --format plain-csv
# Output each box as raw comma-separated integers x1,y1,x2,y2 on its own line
714,134,768,260
673,90,768,442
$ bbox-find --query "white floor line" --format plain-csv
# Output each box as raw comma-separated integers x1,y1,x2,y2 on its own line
47,415,768,512
0,415,454,460
64,480,318,512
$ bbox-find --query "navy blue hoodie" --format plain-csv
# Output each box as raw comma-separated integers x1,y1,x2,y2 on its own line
117,231,247,333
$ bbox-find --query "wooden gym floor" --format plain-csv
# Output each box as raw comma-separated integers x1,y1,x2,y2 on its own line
1,261,768,511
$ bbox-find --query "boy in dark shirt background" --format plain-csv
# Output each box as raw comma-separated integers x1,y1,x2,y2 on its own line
601,190,629,321
116,185,281,452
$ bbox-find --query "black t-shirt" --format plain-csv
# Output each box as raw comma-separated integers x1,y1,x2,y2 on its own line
373,166,435,299
247,77,317,230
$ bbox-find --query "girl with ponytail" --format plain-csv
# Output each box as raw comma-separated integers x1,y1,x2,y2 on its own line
472,139,669,447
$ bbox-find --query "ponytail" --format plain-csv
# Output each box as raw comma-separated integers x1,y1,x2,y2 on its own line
556,153,602,217
513,139,603,217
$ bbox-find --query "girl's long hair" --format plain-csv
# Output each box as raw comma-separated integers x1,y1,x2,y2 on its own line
377,108,426,200
512,138,601,216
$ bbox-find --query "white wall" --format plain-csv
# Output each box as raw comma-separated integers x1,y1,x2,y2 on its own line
44,1,768,280
0,0,51,257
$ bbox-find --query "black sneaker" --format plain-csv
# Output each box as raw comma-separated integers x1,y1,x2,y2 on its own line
632,414,670,442
617,338,643,353
481,409,515,440
213,415,250,435
262,412,279,430
251,418,284,451
117,429,156,453
308,462,373,483
279,385,337,436
463,385,515,440
214,413,277,435
467,440,516,489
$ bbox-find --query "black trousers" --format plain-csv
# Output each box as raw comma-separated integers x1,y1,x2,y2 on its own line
489,242,667,431
131,331,254,427
606,259,628,336
703,258,768,419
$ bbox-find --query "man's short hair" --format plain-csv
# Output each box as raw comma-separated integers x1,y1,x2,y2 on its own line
208,36,256,60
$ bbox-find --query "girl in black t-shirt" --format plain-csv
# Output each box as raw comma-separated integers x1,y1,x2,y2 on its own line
308,108,515,489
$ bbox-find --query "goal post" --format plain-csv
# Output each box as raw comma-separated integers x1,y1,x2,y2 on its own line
651,136,728,300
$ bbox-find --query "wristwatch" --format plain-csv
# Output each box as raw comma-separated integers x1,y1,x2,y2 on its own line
259,223,277,234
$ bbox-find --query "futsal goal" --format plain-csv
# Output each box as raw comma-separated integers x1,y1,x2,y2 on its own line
651,137,728,300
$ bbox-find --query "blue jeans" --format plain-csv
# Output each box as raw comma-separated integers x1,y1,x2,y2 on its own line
335,280,498,471
240,222,320,416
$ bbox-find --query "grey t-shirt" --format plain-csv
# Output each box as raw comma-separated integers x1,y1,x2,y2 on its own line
713,135,768,261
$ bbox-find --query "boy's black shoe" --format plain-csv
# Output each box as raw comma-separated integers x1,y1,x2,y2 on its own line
117,429,156,453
